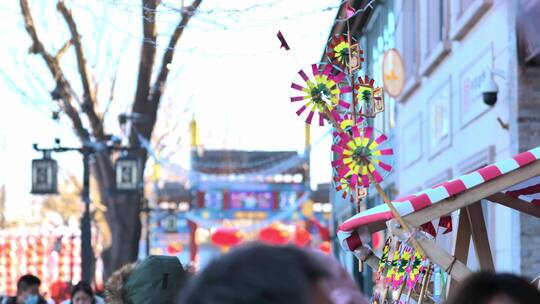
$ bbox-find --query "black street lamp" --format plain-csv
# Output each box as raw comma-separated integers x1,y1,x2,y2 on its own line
32,140,144,283
31,149,58,194
115,154,141,192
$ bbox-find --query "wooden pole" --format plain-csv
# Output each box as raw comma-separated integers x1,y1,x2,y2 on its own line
368,171,425,257
418,264,433,304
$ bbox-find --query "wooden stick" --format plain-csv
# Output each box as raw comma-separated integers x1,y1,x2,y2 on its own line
369,172,425,257
418,264,433,304
406,286,413,303
396,279,406,302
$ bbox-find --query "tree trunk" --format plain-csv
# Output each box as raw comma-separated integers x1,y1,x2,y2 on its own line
93,152,143,278
102,192,142,278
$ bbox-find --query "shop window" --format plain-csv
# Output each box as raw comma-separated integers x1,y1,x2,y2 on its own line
419,0,451,75
450,0,493,40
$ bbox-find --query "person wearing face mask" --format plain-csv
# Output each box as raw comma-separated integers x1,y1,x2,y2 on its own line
59,282,105,304
1,274,48,304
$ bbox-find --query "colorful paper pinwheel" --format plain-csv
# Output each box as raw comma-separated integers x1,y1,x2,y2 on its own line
392,246,413,290
355,75,385,117
385,241,402,285
326,34,363,70
290,63,352,126
406,250,426,290
331,125,394,189
376,238,392,281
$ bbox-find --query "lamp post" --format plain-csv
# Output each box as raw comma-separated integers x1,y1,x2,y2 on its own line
32,140,143,282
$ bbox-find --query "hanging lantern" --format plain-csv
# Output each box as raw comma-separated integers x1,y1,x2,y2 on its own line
115,154,141,191
31,154,58,194
167,242,184,255
258,225,290,246
163,214,178,233
293,226,311,247
211,228,243,248
319,241,331,254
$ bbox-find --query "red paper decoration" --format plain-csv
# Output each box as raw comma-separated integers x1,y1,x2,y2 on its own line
211,228,244,247
258,225,290,245
293,226,312,247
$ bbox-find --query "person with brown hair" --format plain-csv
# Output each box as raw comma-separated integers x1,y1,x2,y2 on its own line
446,272,540,304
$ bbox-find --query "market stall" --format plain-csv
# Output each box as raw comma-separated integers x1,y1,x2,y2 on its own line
337,147,540,301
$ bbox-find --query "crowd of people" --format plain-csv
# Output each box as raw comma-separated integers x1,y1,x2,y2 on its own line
2,243,540,304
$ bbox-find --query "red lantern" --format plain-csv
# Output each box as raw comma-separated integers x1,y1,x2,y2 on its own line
167,242,184,255
258,225,289,245
293,226,311,247
211,228,243,247
319,241,331,254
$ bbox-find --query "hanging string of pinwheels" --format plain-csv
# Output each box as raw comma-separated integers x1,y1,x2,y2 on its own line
280,3,433,303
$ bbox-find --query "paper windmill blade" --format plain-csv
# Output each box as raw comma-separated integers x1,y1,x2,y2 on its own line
290,63,352,126
331,113,366,142
392,246,413,290
375,238,391,282
355,75,385,117
406,250,426,290
385,241,402,285
325,34,363,71
331,125,394,189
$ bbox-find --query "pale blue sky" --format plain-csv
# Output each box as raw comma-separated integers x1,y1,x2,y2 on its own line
0,0,342,220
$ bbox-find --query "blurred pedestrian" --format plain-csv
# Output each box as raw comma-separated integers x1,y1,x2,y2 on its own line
446,272,540,304
59,281,104,304
1,274,47,304
178,244,366,304
105,256,189,304
308,249,368,304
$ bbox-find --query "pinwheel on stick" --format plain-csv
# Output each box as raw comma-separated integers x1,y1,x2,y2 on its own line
356,75,385,118
325,34,363,71
331,125,394,189
290,63,352,126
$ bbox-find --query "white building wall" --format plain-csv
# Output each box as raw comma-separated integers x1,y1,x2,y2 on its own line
395,0,520,272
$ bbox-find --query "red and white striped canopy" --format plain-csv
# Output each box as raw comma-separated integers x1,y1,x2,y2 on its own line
338,147,540,252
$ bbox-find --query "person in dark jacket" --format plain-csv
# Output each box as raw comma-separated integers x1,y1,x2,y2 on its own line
1,274,47,304
105,255,189,304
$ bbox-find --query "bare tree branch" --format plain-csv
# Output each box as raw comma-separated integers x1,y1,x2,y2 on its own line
19,0,89,141
57,1,105,139
55,39,72,61
131,0,158,120
131,0,203,144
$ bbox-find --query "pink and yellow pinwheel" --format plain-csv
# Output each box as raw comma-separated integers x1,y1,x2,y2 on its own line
325,34,363,70
385,242,402,285
406,250,426,290
290,63,352,126
392,246,413,290
355,75,385,117
331,125,394,189
375,238,392,282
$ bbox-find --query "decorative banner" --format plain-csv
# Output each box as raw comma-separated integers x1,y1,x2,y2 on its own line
290,63,352,126
382,48,405,97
